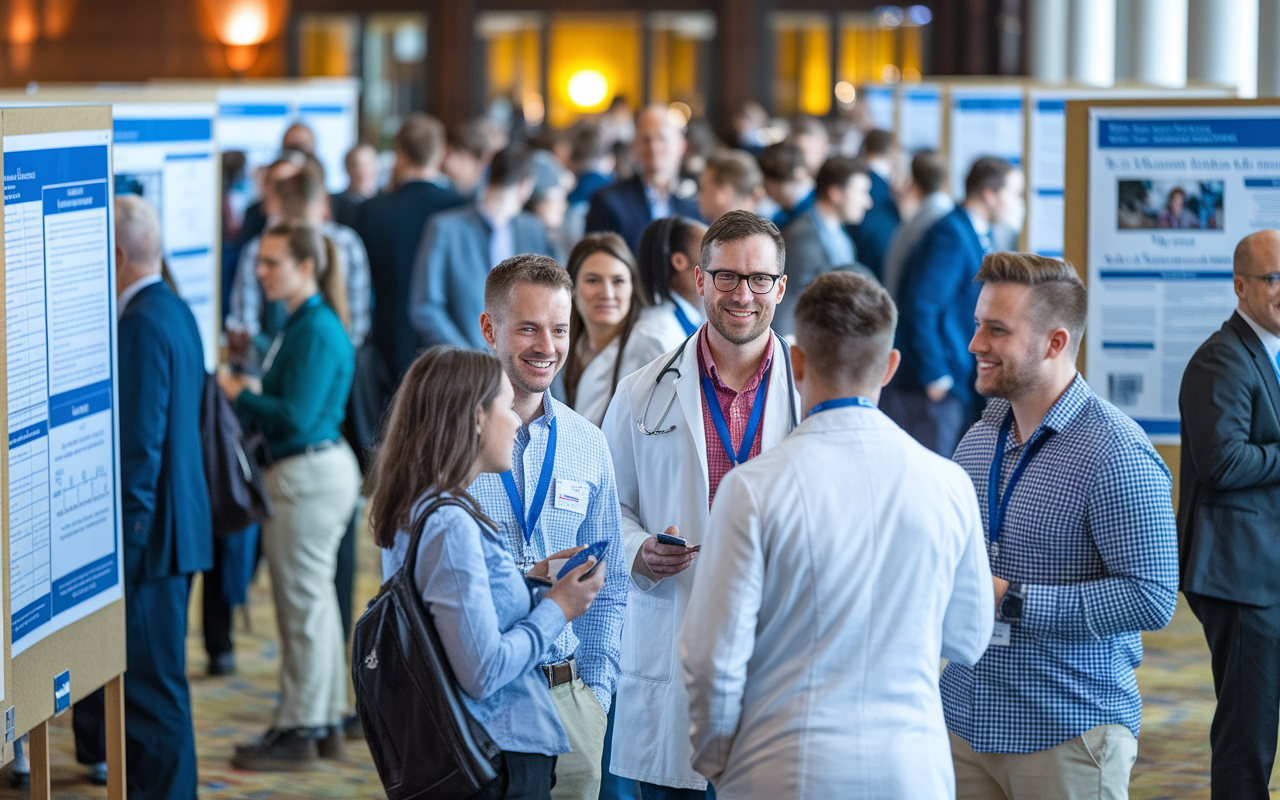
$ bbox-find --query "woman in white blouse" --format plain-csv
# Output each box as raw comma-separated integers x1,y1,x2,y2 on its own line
633,215,709,352
562,233,667,427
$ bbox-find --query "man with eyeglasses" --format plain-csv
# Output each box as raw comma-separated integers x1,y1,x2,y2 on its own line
601,210,800,799
1180,229,1280,799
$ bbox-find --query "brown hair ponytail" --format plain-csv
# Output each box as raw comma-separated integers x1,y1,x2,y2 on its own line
263,222,351,331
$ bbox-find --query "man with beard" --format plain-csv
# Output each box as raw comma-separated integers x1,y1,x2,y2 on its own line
601,210,801,799
943,252,1178,799
466,254,628,800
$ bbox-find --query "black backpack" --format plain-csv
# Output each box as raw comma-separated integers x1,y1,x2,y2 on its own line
199,373,272,536
353,496,501,800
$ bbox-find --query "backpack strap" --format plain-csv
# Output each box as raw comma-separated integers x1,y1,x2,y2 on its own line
398,495,485,592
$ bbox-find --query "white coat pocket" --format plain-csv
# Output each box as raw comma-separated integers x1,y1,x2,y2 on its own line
619,588,675,683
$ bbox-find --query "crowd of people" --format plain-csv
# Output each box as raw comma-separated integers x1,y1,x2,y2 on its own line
93,97,1280,800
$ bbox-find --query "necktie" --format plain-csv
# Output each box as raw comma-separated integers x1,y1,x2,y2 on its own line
979,230,994,255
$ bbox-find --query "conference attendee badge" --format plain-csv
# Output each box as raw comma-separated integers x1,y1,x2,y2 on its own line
991,621,1012,647
554,479,589,514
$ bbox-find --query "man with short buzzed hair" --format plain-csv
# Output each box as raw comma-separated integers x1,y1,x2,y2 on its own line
697,149,764,223
1180,229,1280,799
464,254,627,800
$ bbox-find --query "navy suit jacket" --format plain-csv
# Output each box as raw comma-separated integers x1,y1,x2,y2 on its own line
585,175,701,255
119,282,212,582
895,207,985,405
847,171,900,279
357,180,466,378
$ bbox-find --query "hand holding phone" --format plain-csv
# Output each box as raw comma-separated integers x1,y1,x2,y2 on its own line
556,540,609,581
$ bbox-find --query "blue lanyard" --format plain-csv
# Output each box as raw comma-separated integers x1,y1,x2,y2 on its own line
806,396,875,417
500,417,557,544
700,365,771,468
672,302,698,337
987,411,1054,555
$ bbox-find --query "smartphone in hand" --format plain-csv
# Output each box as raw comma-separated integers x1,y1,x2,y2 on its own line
556,540,609,581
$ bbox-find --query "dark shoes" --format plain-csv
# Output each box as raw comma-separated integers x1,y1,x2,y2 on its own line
232,725,347,771
231,728,320,771
342,713,364,741
207,652,236,676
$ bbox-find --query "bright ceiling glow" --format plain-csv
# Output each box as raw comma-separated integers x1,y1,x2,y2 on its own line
834,81,857,104
567,69,609,109
223,0,269,45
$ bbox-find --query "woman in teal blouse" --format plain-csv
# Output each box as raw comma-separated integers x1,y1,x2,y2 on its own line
217,222,361,770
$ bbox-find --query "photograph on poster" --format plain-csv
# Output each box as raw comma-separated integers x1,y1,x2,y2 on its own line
1117,179,1224,230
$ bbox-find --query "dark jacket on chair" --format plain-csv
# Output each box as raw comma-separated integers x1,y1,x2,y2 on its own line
121,281,213,582
585,175,702,255
357,180,467,379
1179,311,1280,606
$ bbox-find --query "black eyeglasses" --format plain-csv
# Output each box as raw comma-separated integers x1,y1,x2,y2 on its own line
1244,272,1280,288
704,269,782,294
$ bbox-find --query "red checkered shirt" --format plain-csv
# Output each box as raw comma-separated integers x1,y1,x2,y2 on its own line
697,327,774,507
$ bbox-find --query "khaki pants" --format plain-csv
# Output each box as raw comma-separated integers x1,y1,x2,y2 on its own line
261,442,360,730
549,678,608,800
951,725,1138,800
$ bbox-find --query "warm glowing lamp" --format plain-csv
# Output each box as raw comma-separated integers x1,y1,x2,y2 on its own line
201,0,289,74
567,69,609,109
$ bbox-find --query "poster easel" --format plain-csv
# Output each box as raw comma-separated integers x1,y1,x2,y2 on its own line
0,105,127,799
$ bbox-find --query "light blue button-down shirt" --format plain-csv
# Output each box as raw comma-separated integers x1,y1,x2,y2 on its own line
809,206,856,266
382,496,571,756
469,393,627,710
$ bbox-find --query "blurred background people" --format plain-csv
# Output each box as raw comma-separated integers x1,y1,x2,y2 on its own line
848,129,903,279
562,233,665,426
634,215,709,352
587,105,702,254
528,149,575,262
786,115,831,178
439,119,491,199
882,151,953,301
697,149,764,224
330,143,379,229
411,145,551,350
219,223,360,771
776,156,875,336
759,141,815,231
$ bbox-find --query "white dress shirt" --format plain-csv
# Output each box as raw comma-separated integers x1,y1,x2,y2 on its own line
572,328,668,427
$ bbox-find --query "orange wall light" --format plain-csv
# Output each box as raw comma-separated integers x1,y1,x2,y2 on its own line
200,0,289,73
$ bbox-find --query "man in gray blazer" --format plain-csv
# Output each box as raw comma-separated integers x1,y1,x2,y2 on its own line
1179,229,1280,799
410,145,553,350
775,156,874,335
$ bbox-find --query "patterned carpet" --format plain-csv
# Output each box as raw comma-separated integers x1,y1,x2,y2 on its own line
0,529,1256,798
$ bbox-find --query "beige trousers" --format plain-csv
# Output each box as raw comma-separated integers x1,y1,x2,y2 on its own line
951,725,1138,800
261,442,360,730
549,678,608,800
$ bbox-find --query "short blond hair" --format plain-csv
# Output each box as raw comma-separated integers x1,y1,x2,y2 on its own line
975,252,1087,355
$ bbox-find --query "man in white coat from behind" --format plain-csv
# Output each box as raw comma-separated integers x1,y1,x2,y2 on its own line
681,271,996,799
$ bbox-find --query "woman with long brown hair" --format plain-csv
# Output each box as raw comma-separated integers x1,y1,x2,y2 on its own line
217,221,361,771
369,346,605,800
561,233,666,426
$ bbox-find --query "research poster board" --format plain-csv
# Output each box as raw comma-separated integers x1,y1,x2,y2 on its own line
1026,87,1233,259
1072,99,1280,445
898,83,943,154
862,85,896,131
0,88,222,372
215,78,359,193
946,84,1024,202
1,105,126,739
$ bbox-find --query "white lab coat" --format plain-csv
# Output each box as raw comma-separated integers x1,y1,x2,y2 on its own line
634,294,706,354
572,327,668,427
601,329,799,790
681,406,994,799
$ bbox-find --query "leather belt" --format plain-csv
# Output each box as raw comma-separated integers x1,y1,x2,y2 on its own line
541,657,576,688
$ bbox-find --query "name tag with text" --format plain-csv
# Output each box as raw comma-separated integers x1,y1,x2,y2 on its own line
554,479,590,514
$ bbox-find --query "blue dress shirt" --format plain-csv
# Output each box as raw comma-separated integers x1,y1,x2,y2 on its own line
382,496,571,756
942,375,1178,753
469,393,627,711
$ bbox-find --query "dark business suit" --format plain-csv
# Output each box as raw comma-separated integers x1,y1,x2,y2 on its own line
1179,310,1280,800
847,171,900,279
883,207,986,456
776,210,873,336
585,175,702,255
74,280,212,800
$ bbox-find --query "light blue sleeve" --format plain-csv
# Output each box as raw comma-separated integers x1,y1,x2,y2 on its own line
409,217,470,348
416,507,568,702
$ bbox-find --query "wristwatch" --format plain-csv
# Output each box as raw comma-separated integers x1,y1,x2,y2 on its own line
997,583,1025,622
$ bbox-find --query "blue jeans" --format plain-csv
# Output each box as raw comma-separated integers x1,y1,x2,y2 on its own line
598,698,639,800
637,783,715,800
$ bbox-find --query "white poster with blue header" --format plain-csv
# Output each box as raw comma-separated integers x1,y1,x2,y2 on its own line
1086,105,1276,442
947,85,1024,202
898,83,942,153
3,127,122,656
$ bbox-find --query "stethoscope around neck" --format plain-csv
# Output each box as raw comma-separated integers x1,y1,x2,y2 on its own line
636,331,799,435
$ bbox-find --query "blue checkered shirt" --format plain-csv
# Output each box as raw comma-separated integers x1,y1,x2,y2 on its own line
469,393,627,710
941,375,1178,753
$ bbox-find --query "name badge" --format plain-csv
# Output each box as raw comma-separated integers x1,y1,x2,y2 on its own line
990,621,1012,647
554,479,589,514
